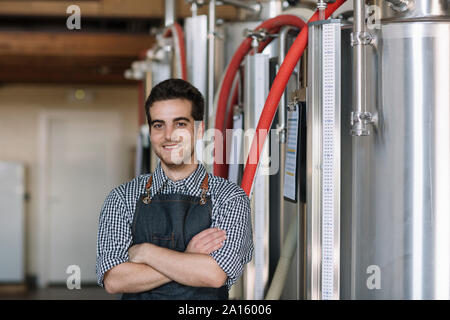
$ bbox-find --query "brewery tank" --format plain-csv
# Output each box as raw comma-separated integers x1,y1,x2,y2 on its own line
340,0,450,299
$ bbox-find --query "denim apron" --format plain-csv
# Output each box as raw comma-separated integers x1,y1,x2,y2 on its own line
121,172,228,300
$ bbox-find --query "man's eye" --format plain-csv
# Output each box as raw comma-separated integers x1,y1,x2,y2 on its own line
176,122,187,127
153,124,162,129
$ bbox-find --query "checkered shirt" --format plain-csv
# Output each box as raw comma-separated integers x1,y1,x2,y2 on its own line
96,162,253,290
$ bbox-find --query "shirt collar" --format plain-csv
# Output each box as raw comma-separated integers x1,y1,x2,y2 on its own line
151,162,207,194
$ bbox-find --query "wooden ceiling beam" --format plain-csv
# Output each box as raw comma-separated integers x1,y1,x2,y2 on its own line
0,30,154,84
0,56,139,84
0,0,238,19
0,69,135,84
0,31,155,57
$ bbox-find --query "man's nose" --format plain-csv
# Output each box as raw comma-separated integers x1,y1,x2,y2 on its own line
164,125,182,142
164,124,174,141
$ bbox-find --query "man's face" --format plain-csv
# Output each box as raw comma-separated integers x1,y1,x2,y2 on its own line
149,98,201,167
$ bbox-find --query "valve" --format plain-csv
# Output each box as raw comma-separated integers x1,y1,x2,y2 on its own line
243,28,275,48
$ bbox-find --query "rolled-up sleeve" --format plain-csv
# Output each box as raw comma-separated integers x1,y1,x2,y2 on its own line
96,189,132,287
210,194,254,288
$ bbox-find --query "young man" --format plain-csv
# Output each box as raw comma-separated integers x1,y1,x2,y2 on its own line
96,78,253,300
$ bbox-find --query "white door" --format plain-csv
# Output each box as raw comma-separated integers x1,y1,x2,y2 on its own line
0,162,25,282
45,112,126,284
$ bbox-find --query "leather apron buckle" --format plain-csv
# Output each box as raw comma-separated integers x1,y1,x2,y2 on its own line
199,189,207,205
142,195,151,204
199,174,209,205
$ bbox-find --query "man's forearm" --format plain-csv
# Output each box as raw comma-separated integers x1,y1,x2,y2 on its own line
142,244,227,288
104,262,171,294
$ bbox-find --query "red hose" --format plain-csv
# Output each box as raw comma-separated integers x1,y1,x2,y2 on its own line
164,23,188,80
240,0,347,196
223,26,282,132
222,28,281,176
214,15,306,178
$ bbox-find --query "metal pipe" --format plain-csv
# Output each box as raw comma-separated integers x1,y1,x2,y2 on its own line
354,0,364,114
317,0,327,20
277,26,295,265
350,0,372,136
165,0,176,27
207,0,216,128
354,0,364,38
218,0,261,13
265,214,298,299
260,0,283,20
191,1,198,17
277,26,296,144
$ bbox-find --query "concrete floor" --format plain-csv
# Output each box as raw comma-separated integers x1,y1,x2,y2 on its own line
0,284,118,300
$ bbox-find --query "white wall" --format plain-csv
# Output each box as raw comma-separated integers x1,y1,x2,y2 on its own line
0,84,139,281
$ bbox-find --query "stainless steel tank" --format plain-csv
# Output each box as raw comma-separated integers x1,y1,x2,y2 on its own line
211,2,284,299
341,0,450,299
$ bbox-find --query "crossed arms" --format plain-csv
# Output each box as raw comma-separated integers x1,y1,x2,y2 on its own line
103,228,227,294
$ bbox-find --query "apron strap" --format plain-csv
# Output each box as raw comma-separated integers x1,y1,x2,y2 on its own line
145,175,153,190
143,171,209,205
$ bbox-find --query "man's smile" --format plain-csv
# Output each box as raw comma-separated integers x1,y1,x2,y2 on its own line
162,143,182,150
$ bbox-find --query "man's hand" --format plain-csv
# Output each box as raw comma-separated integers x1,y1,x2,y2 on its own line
128,243,152,264
124,229,227,288
128,227,226,263
186,227,226,255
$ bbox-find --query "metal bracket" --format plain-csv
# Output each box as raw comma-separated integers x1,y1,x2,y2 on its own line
351,31,375,46
350,111,375,136
386,0,411,13
216,0,261,13
317,0,327,10
275,123,286,138
233,104,243,117
287,90,304,111
244,28,276,48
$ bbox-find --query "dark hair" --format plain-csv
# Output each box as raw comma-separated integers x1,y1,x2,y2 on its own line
145,78,205,124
